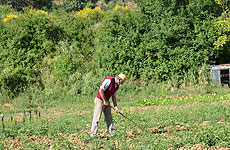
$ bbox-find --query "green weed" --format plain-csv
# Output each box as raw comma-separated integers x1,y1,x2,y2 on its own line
2,100,230,149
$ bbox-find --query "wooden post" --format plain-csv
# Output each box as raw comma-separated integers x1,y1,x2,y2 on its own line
29,110,32,121
2,115,4,130
229,69,230,86
23,110,26,123
219,70,221,86
122,0,126,6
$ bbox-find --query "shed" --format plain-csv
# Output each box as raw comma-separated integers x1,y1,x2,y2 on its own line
209,64,230,87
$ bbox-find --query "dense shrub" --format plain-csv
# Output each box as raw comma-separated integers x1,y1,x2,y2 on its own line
93,0,222,82
93,5,144,78
54,7,102,74
52,0,83,12
0,6,104,97
0,9,65,96
212,0,230,64
0,5,15,17
0,0,228,100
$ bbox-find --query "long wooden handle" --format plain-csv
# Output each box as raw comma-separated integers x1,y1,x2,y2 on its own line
110,106,145,131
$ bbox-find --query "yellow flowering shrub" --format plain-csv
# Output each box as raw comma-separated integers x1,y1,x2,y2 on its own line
113,4,132,12
29,9,48,15
2,14,18,24
75,7,102,18
213,0,230,48
214,17,230,47
214,0,223,5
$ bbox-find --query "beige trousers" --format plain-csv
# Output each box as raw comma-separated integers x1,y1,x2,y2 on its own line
90,97,115,136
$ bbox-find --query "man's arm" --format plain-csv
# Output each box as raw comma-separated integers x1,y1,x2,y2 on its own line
99,88,109,106
112,96,119,113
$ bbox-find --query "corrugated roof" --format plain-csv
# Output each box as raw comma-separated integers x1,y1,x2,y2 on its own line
209,64,230,70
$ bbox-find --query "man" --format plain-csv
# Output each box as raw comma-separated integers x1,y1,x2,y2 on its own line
90,73,126,137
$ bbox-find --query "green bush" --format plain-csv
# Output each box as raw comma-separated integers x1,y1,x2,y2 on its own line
0,5,15,17
0,9,65,96
52,0,83,12
123,0,221,81
52,54,77,83
0,1,227,101
0,6,103,98
93,8,145,78
54,10,100,74
93,2,219,82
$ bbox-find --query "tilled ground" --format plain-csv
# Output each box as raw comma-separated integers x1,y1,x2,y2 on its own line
1,100,230,149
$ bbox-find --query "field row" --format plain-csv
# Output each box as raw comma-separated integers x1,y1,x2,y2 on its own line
1,100,230,149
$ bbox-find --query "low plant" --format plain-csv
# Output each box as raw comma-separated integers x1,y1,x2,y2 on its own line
1,99,230,149
132,94,230,106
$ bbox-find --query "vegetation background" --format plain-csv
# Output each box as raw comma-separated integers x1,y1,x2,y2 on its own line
0,0,230,109
2,0,230,149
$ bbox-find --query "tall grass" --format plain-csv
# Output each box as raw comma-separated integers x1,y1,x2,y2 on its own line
1,69,230,113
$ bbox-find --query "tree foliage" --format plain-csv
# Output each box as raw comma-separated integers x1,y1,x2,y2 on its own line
0,6,101,97
213,0,230,48
0,0,228,98
212,0,230,63
0,9,64,96
94,0,222,82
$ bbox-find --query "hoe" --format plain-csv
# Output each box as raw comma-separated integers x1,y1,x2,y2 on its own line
110,106,145,131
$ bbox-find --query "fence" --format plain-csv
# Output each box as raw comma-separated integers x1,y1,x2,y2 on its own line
1,110,41,130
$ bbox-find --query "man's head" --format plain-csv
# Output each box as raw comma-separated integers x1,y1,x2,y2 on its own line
117,73,126,85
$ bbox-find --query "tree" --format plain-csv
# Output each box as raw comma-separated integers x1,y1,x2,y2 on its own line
213,0,230,48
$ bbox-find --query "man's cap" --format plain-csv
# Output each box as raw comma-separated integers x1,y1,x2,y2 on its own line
118,73,126,81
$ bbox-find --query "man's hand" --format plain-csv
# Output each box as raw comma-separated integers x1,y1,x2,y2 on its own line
103,101,109,106
114,106,119,113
